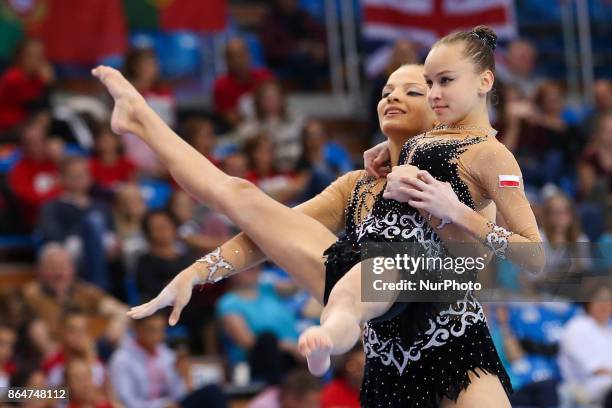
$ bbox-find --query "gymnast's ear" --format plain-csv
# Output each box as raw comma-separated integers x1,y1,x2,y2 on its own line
478,70,494,96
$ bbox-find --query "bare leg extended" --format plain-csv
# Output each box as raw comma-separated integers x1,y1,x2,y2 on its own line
92,66,336,303
298,261,399,375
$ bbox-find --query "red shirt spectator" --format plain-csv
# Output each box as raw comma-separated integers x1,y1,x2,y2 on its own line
0,67,46,132
213,38,273,127
0,38,53,133
9,156,60,226
214,68,273,115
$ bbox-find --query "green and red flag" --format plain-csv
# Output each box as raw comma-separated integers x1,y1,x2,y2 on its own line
0,0,128,64
123,0,227,32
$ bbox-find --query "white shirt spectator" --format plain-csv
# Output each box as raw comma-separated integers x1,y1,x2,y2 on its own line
558,314,612,403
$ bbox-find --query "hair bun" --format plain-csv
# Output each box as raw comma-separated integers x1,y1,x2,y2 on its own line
471,25,497,50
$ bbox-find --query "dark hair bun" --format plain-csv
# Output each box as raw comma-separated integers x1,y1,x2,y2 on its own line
472,25,497,50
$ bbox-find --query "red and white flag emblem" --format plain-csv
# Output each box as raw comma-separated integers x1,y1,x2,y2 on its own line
499,175,520,188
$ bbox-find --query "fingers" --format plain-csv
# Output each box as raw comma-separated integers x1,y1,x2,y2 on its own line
417,170,436,184
399,176,428,191
127,298,161,319
169,297,188,326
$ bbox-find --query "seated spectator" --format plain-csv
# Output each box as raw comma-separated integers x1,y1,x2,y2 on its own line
217,265,302,384
540,192,592,287
89,125,136,194
12,318,59,374
38,155,117,289
135,209,195,302
113,183,148,275
578,112,612,205
120,48,174,178
63,357,118,408
233,80,305,172
42,309,107,389
8,112,61,228
582,79,611,136
247,368,321,408
135,209,218,351
183,117,220,166
260,0,327,90
503,81,583,188
559,284,612,407
0,38,53,135
109,311,227,408
296,119,353,199
0,323,16,388
9,368,53,408
244,135,305,204
321,344,363,408
496,39,541,99
21,243,129,346
213,39,273,129
124,48,176,128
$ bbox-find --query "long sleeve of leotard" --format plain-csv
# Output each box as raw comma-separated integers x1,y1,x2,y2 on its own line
454,140,545,274
193,170,365,283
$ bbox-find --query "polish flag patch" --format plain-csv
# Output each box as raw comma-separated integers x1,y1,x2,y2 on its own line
499,175,520,188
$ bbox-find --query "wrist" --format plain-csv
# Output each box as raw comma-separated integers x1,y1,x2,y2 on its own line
448,200,467,224
188,264,205,286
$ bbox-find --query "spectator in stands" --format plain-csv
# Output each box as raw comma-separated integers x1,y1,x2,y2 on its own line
247,368,321,408
120,48,171,178
216,265,302,384
38,155,117,290
496,39,541,99
135,209,195,302
89,125,136,195
135,209,217,352
63,357,119,408
123,48,175,128
12,318,59,375
9,368,53,408
559,284,612,408
321,344,363,408
233,80,305,172
295,119,353,199
113,183,148,276
42,309,107,389
0,323,16,388
260,0,327,90
8,112,61,227
244,135,305,204
540,192,592,285
578,112,612,204
21,243,129,347
109,311,227,408
582,79,612,136
0,38,53,136
213,39,273,128
503,81,582,188
183,117,220,167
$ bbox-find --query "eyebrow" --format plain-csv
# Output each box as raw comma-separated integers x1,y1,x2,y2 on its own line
423,70,456,79
383,82,426,89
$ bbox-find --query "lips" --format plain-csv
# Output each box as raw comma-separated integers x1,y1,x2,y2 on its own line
384,106,406,116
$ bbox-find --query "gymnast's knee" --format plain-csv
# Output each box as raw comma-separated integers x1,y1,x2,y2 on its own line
214,176,258,212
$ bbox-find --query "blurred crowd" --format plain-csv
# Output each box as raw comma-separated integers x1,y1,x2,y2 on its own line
0,1,610,407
